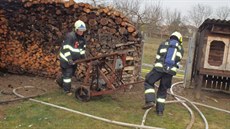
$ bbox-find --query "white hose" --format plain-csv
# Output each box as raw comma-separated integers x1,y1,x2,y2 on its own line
13,86,164,129
170,82,209,129
141,81,229,129
154,83,195,129
141,108,152,127
169,85,195,129
140,85,195,129
192,102,230,114
166,100,230,113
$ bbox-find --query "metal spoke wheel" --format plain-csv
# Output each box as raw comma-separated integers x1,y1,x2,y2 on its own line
75,86,90,101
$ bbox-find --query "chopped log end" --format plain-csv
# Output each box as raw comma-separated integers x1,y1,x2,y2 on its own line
74,3,79,8
88,19,97,26
100,18,109,26
64,2,70,8
83,8,91,13
102,8,109,14
69,0,75,6
78,15,88,23
56,9,61,15
127,26,135,33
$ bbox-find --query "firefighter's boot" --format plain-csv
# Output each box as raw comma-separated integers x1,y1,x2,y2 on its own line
56,77,63,88
156,102,165,116
142,102,155,110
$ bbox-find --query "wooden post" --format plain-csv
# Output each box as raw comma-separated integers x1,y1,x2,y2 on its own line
195,74,203,99
184,32,196,88
139,33,144,80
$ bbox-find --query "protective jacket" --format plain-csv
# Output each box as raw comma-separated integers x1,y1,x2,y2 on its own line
154,39,184,75
59,31,86,68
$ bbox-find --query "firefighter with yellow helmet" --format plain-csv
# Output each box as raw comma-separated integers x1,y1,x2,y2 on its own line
56,20,87,94
142,31,184,116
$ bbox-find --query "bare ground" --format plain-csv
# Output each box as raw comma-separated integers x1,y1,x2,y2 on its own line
0,73,58,120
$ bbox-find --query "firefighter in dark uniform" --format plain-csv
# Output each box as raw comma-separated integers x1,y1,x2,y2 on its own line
56,20,87,95
142,31,184,116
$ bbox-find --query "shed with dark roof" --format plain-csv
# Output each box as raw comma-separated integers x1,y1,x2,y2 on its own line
187,18,230,97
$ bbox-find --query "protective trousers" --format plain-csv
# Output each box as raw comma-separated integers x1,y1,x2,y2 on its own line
57,65,77,92
144,69,173,112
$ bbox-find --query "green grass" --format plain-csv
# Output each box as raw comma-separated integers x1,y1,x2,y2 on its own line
1,90,230,129
1,92,130,129
1,37,229,129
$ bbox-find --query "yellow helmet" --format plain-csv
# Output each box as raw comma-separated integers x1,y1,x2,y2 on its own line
74,20,86,31
170,31,182,43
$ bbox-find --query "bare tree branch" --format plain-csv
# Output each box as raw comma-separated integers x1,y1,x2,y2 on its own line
216,6,230,20
113,0,163,33
113,0,144,29
164,9,183,33
142,1,162,25
188,4,213,27
113,0,141,18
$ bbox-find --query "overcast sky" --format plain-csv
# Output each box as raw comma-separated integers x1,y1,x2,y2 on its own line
73,0,230,17
156,0,230,16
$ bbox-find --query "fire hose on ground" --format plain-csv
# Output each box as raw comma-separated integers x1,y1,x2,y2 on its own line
141,81,210,129
170,82,208,129
141,82,194,129
0,84,228,129
12,86,164,129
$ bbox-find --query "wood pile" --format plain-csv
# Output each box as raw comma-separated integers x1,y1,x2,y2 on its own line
0,10,7,41
0,0,143,83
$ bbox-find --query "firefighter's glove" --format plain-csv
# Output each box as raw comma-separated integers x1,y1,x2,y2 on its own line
68,59,75,65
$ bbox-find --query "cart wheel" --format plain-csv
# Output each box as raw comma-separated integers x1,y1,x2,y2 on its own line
75,87,90,101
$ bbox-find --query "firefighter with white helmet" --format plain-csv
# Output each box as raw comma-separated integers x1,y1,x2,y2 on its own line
171,31,183,43
142,31,184,116
74,20,87,31
56,20,87,95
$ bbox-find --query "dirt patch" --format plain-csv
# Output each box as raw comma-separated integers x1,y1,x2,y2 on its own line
0,73,57,91
0,73,59,105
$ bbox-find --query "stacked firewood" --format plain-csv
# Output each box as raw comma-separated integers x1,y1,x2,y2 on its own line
0,40,60,77
0,0,143,82
0,10,7,41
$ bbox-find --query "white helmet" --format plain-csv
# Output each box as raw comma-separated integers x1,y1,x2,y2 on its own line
74,20,86,31
170,31,182,43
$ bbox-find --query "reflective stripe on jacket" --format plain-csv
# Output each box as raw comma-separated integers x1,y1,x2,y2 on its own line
154,39,184,75
59,31,87,68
